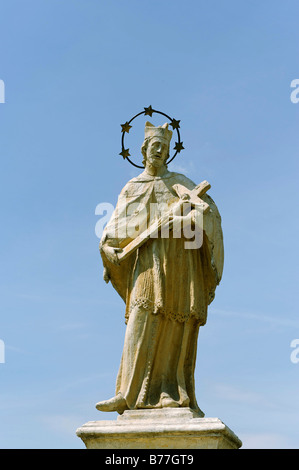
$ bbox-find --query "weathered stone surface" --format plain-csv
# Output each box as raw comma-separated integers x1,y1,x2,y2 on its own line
76,119,242,450
96,121,224,414
76,409,242,449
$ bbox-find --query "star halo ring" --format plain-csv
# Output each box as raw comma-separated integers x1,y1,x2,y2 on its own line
119,106,184,169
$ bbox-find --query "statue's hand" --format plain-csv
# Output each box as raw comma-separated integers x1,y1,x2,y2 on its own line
103,267,110,283
101,245,122,265
165,212,193,231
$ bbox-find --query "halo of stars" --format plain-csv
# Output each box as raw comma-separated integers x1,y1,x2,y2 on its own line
119,106,184,168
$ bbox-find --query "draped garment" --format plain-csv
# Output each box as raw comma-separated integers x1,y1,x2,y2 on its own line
100,170,224,411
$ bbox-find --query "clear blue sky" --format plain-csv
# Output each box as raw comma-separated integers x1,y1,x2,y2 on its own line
0,0,298,449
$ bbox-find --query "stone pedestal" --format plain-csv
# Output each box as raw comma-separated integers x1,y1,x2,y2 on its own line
76,408,242,449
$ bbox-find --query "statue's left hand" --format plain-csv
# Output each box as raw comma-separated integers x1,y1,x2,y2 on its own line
101,245,123,266
163,212,193,233
103,267,110,283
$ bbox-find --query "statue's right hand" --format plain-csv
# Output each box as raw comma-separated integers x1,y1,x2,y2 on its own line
101,245,122,265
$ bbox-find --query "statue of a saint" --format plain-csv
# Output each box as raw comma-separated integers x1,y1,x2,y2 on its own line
96,121,224,415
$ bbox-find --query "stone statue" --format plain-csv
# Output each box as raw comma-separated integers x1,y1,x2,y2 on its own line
95,121,224,415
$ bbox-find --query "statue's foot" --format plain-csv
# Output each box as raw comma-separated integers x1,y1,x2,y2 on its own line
160,393,180,408
95,393,128,415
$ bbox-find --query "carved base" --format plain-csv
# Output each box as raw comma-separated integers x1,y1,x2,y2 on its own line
76,408,242,449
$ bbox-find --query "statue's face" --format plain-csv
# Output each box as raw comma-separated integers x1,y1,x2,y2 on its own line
146,138,169,168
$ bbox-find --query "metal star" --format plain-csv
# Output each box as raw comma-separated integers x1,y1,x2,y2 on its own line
121,122,132,133
170,118,180,130
144,105,154,117
119,148,130,159
174,141,184,153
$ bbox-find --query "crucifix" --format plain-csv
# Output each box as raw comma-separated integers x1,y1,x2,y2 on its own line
118,180,211,263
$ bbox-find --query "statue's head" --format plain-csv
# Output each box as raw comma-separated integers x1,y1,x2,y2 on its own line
141,122,173,168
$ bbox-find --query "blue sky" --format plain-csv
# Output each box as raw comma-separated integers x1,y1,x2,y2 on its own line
0,0,298,448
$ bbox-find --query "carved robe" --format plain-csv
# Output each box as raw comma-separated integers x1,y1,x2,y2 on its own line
100,170,224,411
